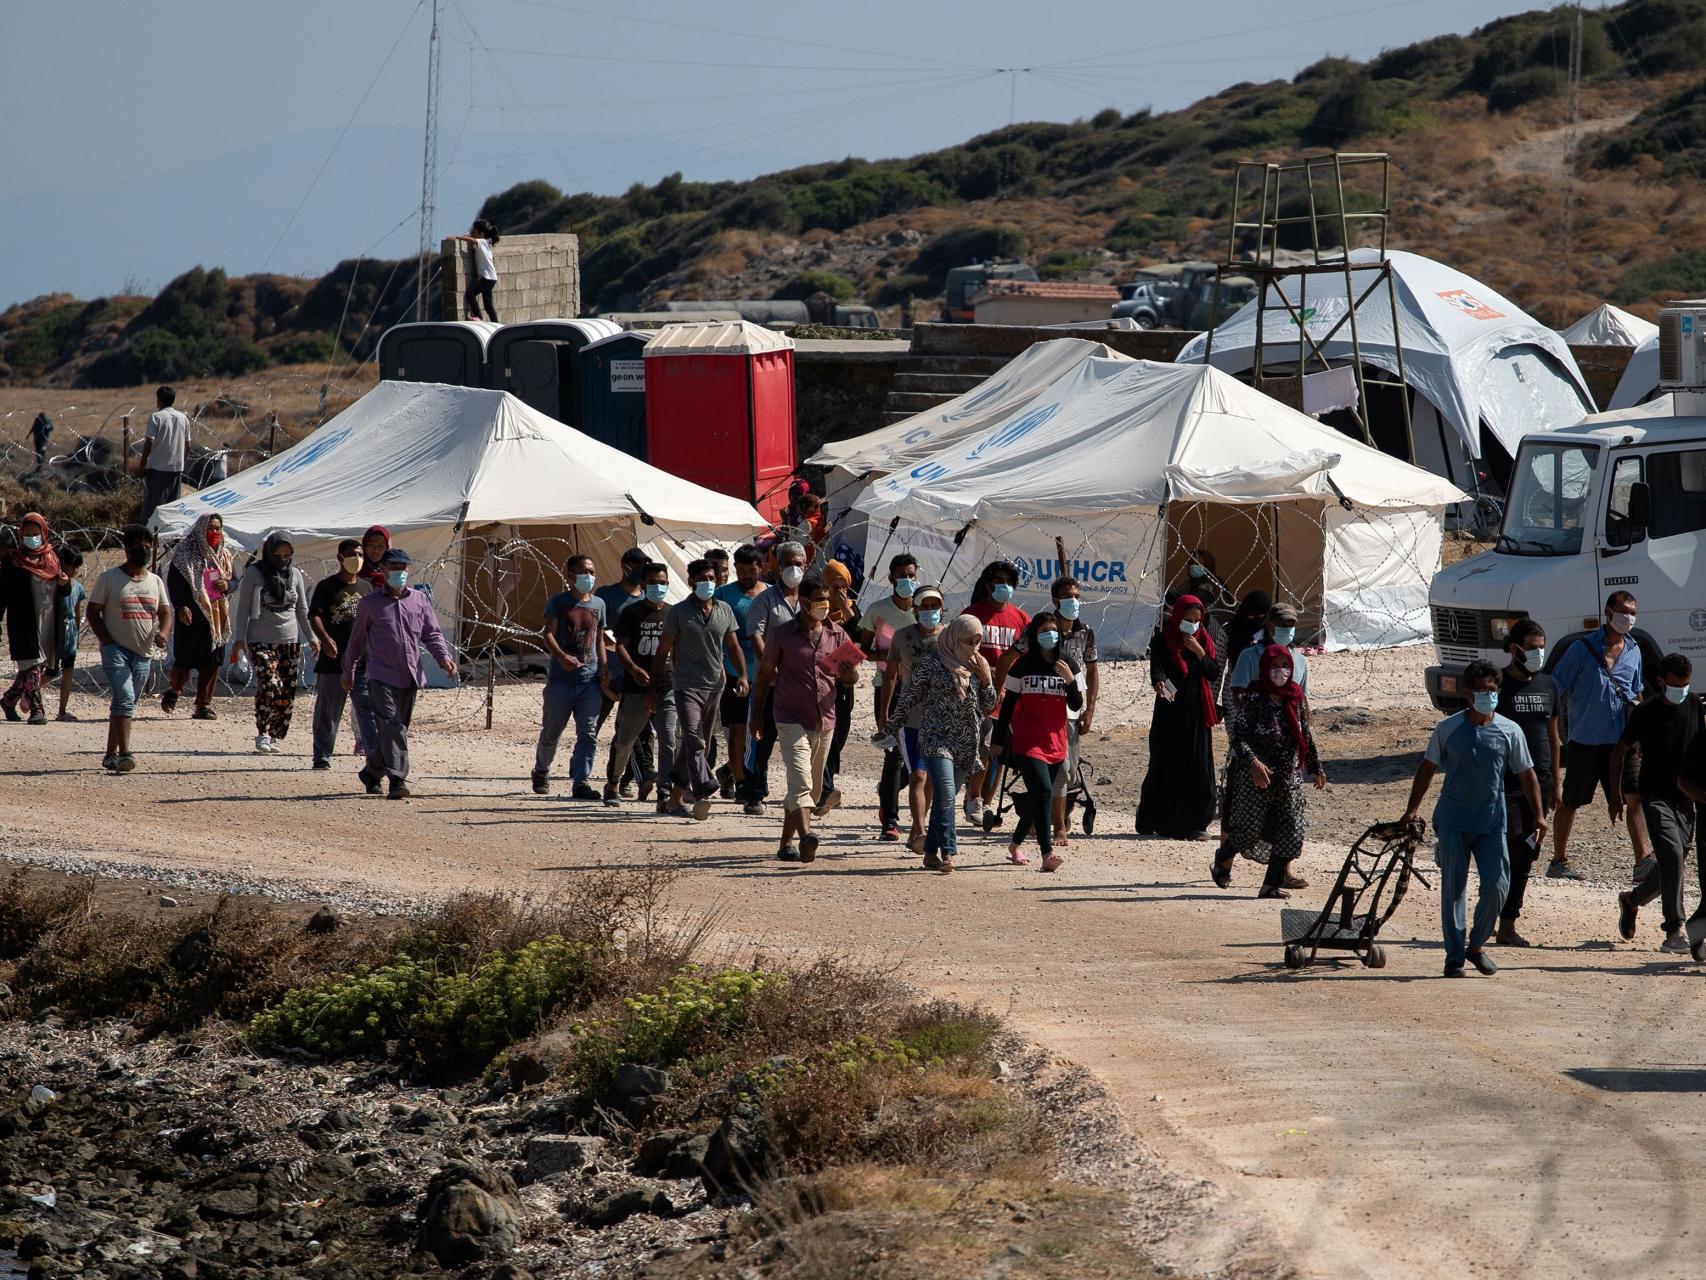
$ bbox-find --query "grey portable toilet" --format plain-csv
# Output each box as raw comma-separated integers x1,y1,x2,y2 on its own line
377,321,499,387
576,329,654,459
484,318,622,425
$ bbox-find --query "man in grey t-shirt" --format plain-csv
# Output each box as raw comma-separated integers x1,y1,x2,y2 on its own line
653,558,748,820
140,385,191,521
739,539,805,812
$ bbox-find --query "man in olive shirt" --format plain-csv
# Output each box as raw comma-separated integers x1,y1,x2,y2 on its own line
652,558,748,821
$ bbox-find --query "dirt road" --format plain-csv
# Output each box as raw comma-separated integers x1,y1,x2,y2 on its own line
1,652,1700,1279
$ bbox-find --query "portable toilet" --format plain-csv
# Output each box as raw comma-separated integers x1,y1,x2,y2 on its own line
642,321,796,523
577,329,653,459
377,321,498,387
485,318,623,425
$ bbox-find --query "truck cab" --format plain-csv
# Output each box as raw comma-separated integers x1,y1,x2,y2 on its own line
942,260,1038,323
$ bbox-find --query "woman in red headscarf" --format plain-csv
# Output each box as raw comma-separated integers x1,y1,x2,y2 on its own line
1,513,65,724
1136,594,1222,839
1213,644,1327,897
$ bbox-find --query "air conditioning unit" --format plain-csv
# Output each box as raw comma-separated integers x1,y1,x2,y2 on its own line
1659,301,1706,389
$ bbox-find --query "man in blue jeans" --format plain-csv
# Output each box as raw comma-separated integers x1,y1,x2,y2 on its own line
533,553,608,800
1402,661,1547,977
86,524,172,774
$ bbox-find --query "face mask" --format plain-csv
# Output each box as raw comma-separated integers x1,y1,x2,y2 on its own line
387,570,408,591
1609,613,1635,635
1188,564,1208,580
340,555,362,574
573,573,595,595
207,531,223,549
694,579,715,601
894,577,916,598
918,608,942,628
20,535,41,551
991,583,1015,604
1518,646,1546,672
1471,690,1498,715
808,601,831,620
1178,619,1200,636
1037,630,1060,650
1057,598,1081,620
645,582,669,604
781,565,804,589
1270,625,1296,648
125,545,150,568
1666,684,1692,705
1268,667,1292,687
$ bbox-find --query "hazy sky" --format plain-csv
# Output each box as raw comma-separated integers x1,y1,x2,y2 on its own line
2,0,1557,305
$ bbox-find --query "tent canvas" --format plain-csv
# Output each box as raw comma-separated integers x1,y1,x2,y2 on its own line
1558,303,1659,348
150,381,768,656
1609,331,1662,410
1176,249,1594,466
851,359,1466,656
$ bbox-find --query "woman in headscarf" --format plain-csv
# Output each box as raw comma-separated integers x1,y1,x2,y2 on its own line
881,613,997,872
161,513,233,719
1213,645,1326,897
995,609,1084,873
1135,594,1222,839
347,524,391,755
1219,588,1272,704
358,525,391,591
0,513,64,724
817,557,862,807
230,532,313,754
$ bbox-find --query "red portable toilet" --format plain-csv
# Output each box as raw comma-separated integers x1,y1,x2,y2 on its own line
642,320,795,523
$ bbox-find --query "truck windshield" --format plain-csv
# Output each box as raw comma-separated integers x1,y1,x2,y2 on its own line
1499,441,1599,555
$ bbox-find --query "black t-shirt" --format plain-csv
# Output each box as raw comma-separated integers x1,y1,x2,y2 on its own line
307,575,365,675
614,601,670,693
1620,694,1702,803
1497,670,1559,793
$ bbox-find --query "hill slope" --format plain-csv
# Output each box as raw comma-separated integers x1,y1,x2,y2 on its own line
6,0,1706,388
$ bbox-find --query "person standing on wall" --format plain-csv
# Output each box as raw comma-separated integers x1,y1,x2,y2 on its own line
139,386,190,522
87,525,171,774
741,540,807,815
861,554,921,842
307,540,367,771
1494,620,1559,947
342,549,458,799
1402,660,1545,978
449,220,501,322
1549,592,1649,881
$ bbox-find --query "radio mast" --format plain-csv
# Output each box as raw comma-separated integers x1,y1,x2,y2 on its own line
414,0,442,322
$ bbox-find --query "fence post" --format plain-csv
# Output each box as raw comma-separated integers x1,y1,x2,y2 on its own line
121,414,131,474
485,647,496,731
267,413,278,459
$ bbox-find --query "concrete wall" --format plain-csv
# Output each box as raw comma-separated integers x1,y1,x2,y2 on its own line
912,322,1199,362
440,233,580,323
794,341,911,464
972,294,1116,327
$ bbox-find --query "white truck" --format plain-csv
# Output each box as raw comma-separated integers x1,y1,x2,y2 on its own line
1427,302,1706,709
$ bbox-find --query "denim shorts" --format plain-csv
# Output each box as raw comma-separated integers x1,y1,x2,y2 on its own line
101,644,152,718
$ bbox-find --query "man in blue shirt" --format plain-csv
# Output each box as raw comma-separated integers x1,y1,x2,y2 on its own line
533,554,608,801
1403,661,1546,977
1227,601,1310,703
1548,591,1649,881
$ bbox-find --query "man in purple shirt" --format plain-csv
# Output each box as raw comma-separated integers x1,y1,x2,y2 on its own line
342,548,458,799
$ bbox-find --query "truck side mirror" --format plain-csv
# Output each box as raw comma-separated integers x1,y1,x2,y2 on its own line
1627,481,1652,531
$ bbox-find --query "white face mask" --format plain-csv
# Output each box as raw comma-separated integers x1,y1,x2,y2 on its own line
1268,668,1291,687
781,565,804,589
1609,612,1635,635
1178,619,1200,636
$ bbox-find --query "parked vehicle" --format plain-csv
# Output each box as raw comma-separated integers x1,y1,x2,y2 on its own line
1111,279,1180,328
941,260,1038,323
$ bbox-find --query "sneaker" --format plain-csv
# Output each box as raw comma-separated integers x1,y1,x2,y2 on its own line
358,768,382,796
1617,891,1637,942
1632,855,1658,884
1660,931,1691,954
100,753,119,773
743,800,765,817
1546,859,1586,882
776,846,801,862
799,834,820,863
881,824,901,842
388,781,411,800
1041,853,1064,873
531,772,549,796
571,783,602,802
0,697,20,722
691,798,713,822
1466,949,1498,976
192,705,217,721
602,786,620,808
160,691,178,716
312,759,332,771
26,711,46,726
1007,846,1029,866
964,795,984,825
813,788,842,819
255,733,273,754
115,752,136,774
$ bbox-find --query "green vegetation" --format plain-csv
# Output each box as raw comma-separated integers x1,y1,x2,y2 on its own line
567,965,780,1089
907,224,1028,288
773,270,855,301
1616,249,1706,302
1037,250,1098,279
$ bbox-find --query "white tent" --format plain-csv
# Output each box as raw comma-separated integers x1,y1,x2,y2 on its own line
1608,331,1662,410
1558,303,1659,348
851,359,1467,656
1176,250,1594,492
151,381,768,652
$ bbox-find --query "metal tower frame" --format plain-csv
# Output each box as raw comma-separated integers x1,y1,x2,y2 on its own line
1204,152,1415,463
414,0,442,323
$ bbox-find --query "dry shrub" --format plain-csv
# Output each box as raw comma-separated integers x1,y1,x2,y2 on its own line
0,870,94,958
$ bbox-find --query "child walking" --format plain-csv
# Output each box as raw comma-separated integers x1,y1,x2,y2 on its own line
56,550,85,721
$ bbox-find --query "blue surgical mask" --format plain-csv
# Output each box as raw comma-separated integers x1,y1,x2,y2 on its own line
386,570,408,591
1178,619,1200,636
991,583,1015,604
1519,646,1546,672
645,582,669,604
1037,630,1060,650
894,577,916,598
694,579,715,600
1188,564,1208,580
20,535,41,551
1270,625,1296,648
1471,690,1498,715
1057,597,1081,620
1666,684,1692,705
918,608,942,628
573,573,595,595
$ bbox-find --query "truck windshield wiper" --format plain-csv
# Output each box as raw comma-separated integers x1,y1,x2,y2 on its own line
1495,534,1553,554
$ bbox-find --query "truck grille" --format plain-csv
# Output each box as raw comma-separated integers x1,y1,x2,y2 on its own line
1438,644,1480,664
1432,605,1484,648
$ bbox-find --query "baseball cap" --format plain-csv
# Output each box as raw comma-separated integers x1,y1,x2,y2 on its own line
913,584,945,607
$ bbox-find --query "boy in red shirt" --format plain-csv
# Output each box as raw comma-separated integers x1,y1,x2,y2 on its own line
960,560,1029,825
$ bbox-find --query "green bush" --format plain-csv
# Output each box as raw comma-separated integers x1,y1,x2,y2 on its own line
720,183,797,232
479,179,563,230
787,169,949,232
1037,250,1096,280
248,956,437,1057
267,331,338,365
907,224,1028,285
1090,107,1123,129
1617,250,1706,303
871,274,933,306
773,270,855,302
1303,73,1384,144
568,965,780,1089
1107,213,1185,254
1486,67,1564,113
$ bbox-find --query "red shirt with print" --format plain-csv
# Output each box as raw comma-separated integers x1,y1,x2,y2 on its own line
961,599,1030,717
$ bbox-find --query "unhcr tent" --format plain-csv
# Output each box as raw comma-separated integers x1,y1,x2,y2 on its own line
151,381,768,654
851,359,1467,656
1177,250,1594,494
1558,303,1659,348
1608,331,1663,409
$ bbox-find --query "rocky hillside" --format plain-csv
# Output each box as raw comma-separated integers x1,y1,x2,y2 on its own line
6,0,1706,388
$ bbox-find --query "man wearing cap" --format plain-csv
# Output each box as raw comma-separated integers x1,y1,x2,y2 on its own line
1228,602,1310,703
342,549,458,799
